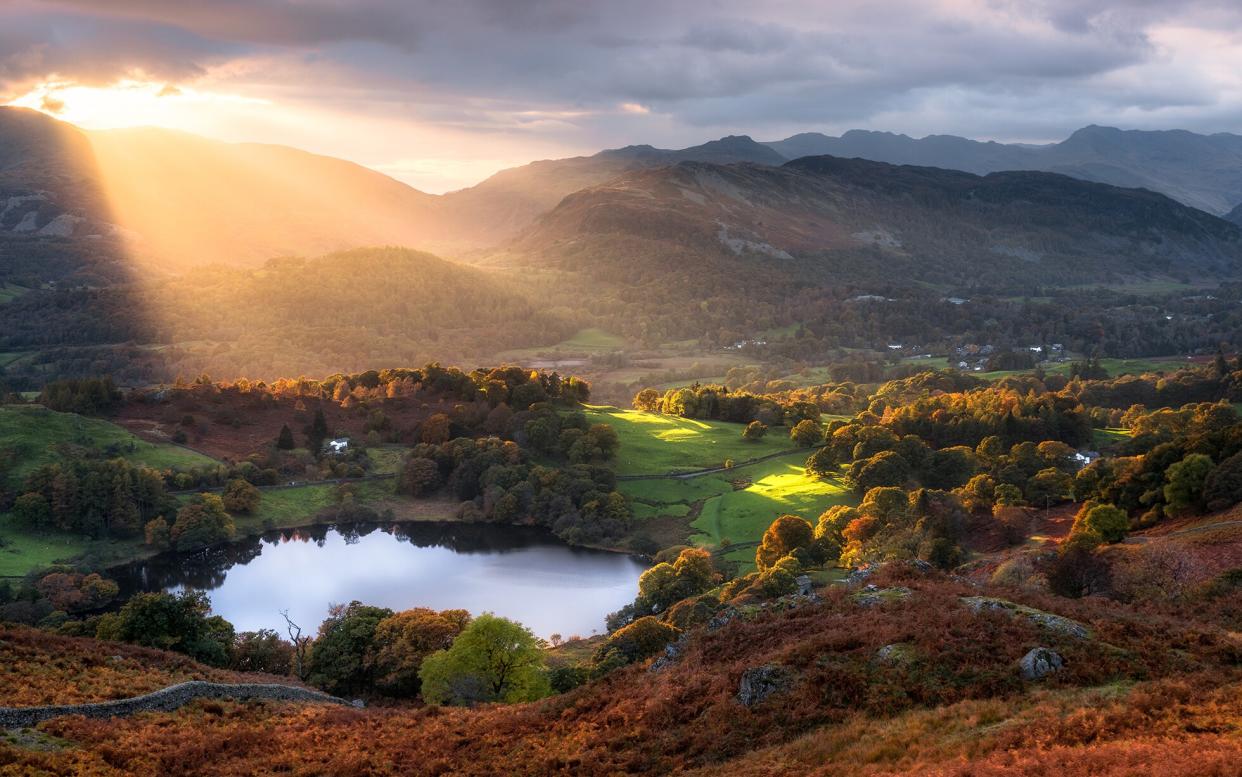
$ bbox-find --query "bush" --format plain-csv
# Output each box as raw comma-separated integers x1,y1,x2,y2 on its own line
1071,503,1129,543
594,617,680,666
232,629,295,674
101,590,235,666
221,479,261,514
742,421,768,441
790,419,822,448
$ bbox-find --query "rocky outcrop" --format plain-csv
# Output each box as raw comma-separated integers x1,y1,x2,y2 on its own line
736,665,794,708
0,681,354,729
1019,647,1064,680
854,585,912,607
961,596,1090,639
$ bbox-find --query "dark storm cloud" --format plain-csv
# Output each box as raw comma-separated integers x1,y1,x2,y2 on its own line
4,0,1242,144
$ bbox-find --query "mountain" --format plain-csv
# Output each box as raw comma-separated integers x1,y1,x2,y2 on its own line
0,108,798,272
438,135,786,247
503,155,1242,294
1227,203,1242,227
762,126,1242,215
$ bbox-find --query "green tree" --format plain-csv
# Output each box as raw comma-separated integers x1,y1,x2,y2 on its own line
805,446,839,478
1163,453,1215,515
419,614,550,706
11,492,50,528
742,420,768,441
231,629,294,675
306,408,330,453
99,590,234,666
308,601,395,696
849,451,911,493
1072,503,1130,543
276,423,295,450
399,457,443,497
1204,450,1242,512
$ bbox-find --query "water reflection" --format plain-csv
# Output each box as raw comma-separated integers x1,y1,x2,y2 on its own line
115,522,648,638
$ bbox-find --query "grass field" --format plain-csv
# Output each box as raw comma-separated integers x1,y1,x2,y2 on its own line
585,405,856,568
0,405,217,486
0,284,28,304
1093,427,1131,449
582,405,794,476
901,354,1193,381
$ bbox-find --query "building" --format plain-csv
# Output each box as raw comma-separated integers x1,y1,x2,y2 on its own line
327,438,350,454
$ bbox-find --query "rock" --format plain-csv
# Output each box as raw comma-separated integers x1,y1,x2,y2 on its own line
845,567,874,587
1019,647,1064,680
648,638,686,673
350,698,366,708
874,643,914,664
961,596,1090,640
795,575,814,597
736,665,793,708
707,607,740,631
854,586,912,607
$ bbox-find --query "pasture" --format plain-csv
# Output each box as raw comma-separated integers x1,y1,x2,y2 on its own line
0,405,217,486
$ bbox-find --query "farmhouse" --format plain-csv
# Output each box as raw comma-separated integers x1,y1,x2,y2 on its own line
326,438,350,454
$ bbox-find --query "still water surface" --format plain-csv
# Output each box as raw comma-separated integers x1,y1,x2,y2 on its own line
117,522,648,638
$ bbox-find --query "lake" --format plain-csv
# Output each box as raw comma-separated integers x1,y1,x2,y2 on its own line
116,522,648,638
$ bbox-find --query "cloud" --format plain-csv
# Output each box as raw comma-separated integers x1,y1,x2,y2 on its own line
4,0,1242,189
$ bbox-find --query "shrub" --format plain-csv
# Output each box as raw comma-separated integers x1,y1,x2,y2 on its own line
755,515,814,570
419,614,549,706
790,419,822,448
1071,503,1129,543
742,421,768,441
594,617,680,666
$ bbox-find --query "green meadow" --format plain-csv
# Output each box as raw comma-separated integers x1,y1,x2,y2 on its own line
584,405,856,569
581,405,794,476
0,405,217,486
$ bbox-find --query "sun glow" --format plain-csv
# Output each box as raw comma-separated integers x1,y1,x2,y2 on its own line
8,79,268,132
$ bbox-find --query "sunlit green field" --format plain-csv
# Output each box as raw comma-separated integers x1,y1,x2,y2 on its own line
581,405,794,476
585,405,855,569
0,405,217,486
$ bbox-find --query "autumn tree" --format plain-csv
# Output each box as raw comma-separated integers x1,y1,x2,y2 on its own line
790,419,822,448
370,608,471,697
308,601,395,696
755,514,815,570
221,478,261,514
171,494,236,551
1163,453,1214,515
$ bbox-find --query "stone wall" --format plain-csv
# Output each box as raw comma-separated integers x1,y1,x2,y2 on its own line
0,681,354,729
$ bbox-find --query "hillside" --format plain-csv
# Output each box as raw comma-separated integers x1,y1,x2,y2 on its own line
1,570,1237,775
763,125,1242,216
501,155,1242,300
0,247,575,383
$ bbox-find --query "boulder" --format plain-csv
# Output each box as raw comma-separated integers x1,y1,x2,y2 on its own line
795,574,814,597
736,665,793,708
1019,647,1064,680
961,596,1090,639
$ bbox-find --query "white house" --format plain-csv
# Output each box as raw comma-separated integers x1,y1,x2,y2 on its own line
327,438,350,454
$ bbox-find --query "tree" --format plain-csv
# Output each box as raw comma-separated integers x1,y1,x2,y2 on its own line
594,617,680,667
1071,502,1130,543
370,608,471,697
419,614,550,706
306,408,330,453
399,457,443,497
755,514,814,570
11,492,50,528
633,548,719,614
276,423,296,450
1025,467,1073,509
1047,546,1111,598
790,419,822,448
282,610,312,682
171,494,236,551
421,413,452,445
221,479,261,514
815,505,858,545
632,388,661,412
308,601,394,696
1203,450,1242,512
144,517,171,549
232,629,294,674
1163,453,1215,515
849,451,912,493
742,421,768,441
99,590,234,666
805,446,839,478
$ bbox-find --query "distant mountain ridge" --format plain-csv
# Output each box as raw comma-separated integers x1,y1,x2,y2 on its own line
761,125,1242,215
503,154,1242,294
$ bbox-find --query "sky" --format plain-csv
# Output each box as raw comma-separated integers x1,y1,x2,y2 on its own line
2,0,1242,193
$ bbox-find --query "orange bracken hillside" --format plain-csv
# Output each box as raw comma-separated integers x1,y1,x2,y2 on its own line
1,569,1238,776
